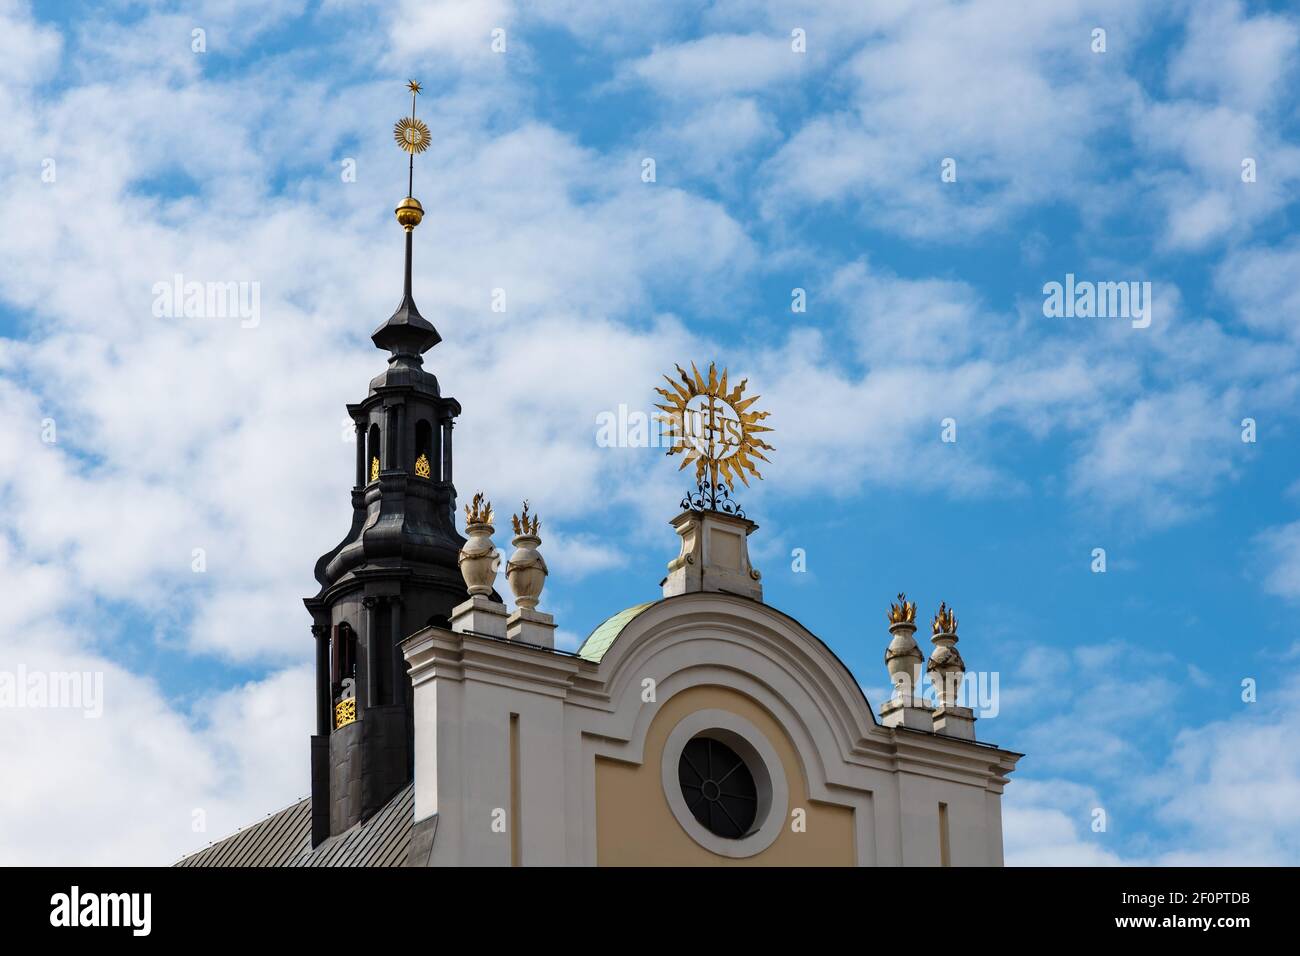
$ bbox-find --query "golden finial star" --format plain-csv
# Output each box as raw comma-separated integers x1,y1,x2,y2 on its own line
407,79,423,95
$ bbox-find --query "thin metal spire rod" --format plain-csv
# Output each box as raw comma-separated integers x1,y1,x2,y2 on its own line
404,230,413,299
407,86,418,197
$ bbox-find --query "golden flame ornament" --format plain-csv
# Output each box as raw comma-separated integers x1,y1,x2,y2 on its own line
465,492,494,526
888,593,917,625
932,602,958,635
511,500,540,537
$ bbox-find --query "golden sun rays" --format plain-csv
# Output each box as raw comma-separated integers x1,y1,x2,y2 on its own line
654,361,774,491
394,116,431,154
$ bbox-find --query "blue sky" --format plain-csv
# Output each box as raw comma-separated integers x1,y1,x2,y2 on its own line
1,0,1299,864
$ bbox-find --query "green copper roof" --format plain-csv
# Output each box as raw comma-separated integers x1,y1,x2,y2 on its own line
577,601,657,662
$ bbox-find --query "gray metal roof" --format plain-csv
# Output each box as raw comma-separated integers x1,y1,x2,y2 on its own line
175,783,414,867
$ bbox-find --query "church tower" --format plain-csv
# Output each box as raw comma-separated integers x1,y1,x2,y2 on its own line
303,81,469,846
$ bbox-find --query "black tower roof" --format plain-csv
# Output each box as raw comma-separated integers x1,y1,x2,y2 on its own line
372,292,441,356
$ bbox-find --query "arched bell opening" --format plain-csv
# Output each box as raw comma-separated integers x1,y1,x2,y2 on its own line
414,419,434,479
367,423,381,483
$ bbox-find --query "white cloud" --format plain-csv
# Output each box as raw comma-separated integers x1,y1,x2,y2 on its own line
1069,385,1240,527
1131,100,1300,250
0,0,61,87
1166,0,1299,114
648,97,780,188
0,630,312,864
828,260,985,365
1216,239,1300,338
745,0,1300,252
1004,779,1132,866
541,530,628,579
386,0,515,61
759,0,1144,237
1003,648,1300,865
1138,672,1300,864
1121,2,1300,250
625,33,805,99
1252,520,1300,601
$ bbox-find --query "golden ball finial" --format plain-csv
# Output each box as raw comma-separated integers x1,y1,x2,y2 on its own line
395,196,424,231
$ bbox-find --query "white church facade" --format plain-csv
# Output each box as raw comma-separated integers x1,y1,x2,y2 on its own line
401,508,1020,866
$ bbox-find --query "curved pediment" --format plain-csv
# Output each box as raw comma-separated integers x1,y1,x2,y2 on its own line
578,591,881,784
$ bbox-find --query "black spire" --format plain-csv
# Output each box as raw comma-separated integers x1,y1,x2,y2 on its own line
371,203,441,358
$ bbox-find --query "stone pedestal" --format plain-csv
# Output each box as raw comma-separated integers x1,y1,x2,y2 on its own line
880,696,935,732
662,509,762,601
507,608,556,648
932,704,976,741
450,595,508,639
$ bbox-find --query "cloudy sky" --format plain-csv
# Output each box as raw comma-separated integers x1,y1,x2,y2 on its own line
1,0,1298,865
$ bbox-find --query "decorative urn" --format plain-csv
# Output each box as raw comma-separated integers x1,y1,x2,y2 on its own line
884,593,924,699
506,500,548,610
458,492,498,596
927,602,966,707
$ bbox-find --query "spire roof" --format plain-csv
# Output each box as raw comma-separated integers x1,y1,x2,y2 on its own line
372,289,441,356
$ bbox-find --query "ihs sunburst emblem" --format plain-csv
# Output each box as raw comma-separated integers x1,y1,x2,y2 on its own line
655,362,774,515
394,116,431,153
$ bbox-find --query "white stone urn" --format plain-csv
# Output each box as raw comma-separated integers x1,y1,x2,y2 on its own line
927,603,966,707
458,493,498,596
885,622,924,700
884,593,923,699
506,501,548,610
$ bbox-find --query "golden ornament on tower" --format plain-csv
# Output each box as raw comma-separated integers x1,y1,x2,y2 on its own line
465,491,494,526
393,79,429,230
394,79,431,154
654,361,774,495
394,117,431,154
888,592,917,625
511,500,540,536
